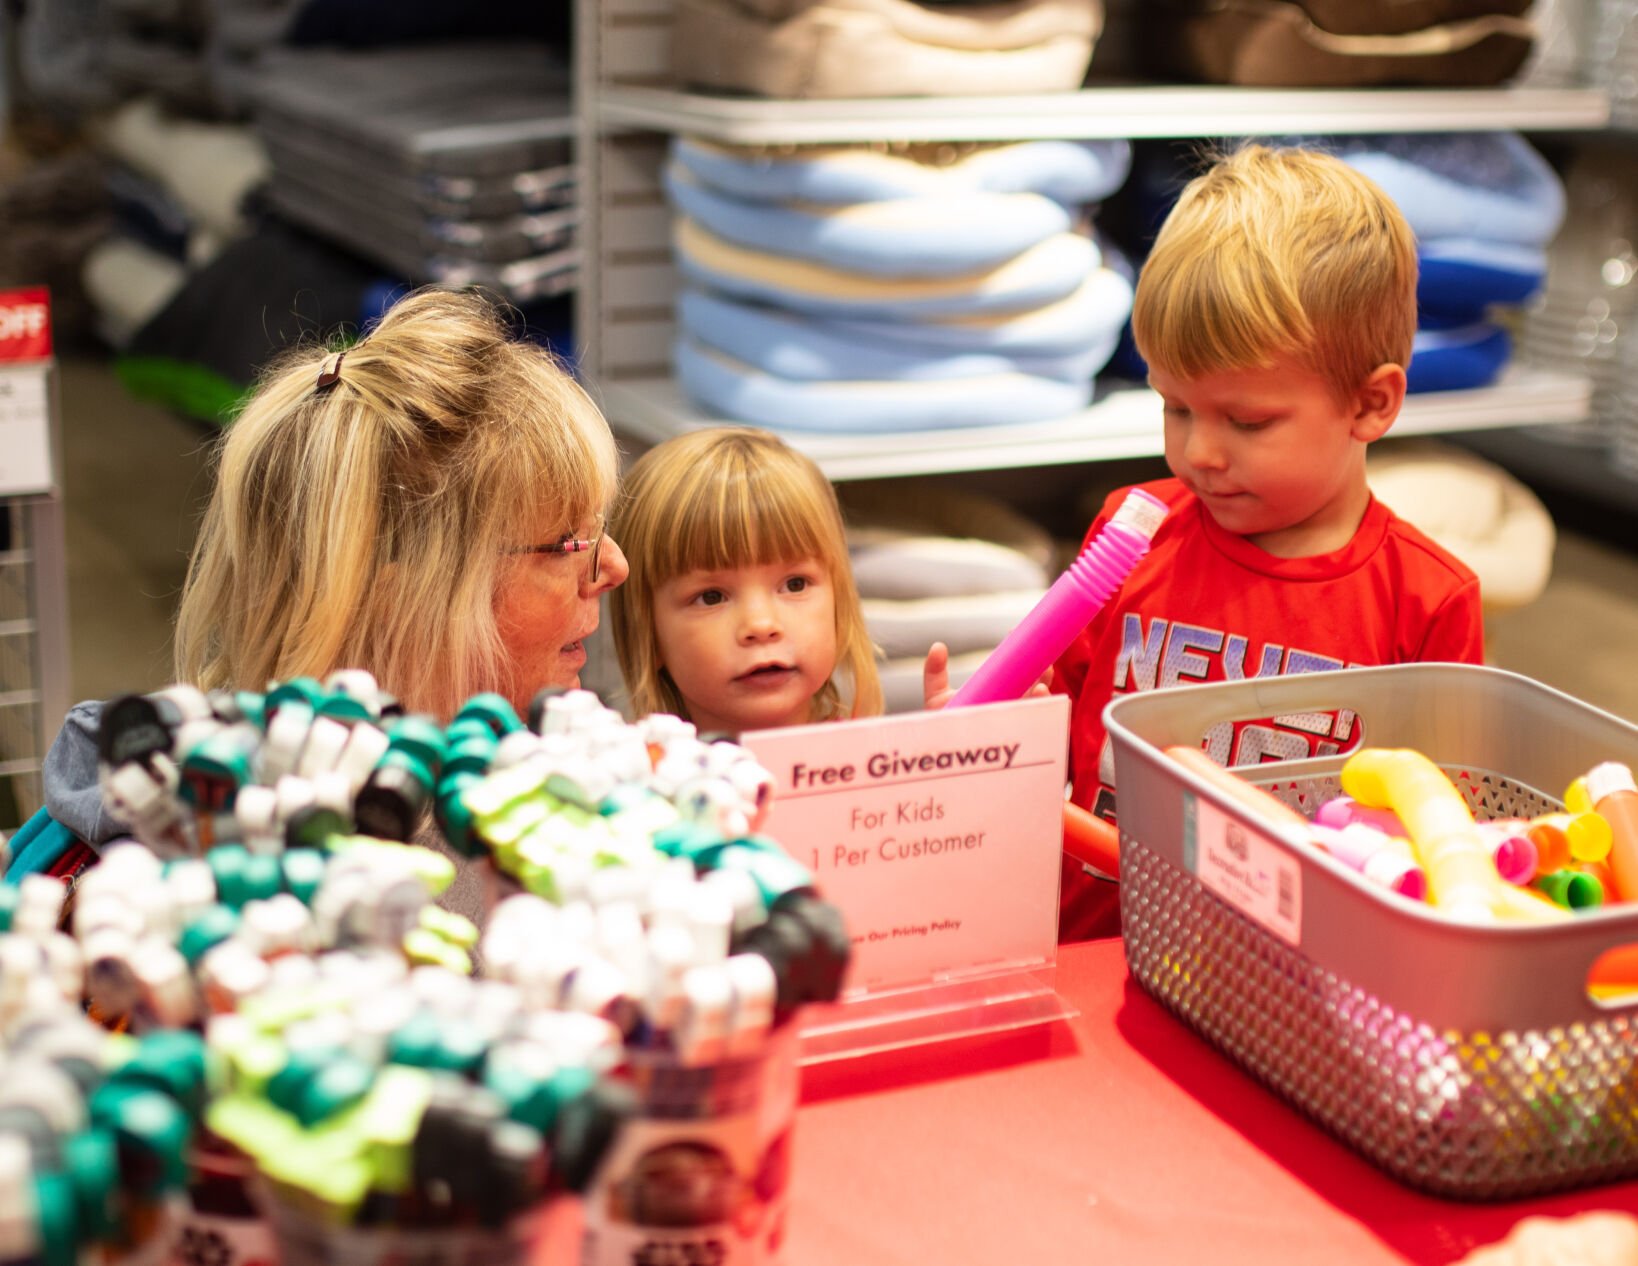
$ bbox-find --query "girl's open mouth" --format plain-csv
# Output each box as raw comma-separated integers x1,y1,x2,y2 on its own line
739,663,794,681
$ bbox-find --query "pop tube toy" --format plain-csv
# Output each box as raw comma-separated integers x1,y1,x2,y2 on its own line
1309,823,1427,901
1341,748,1568,924
1314,796,1407,838
949,488,1167,708
1162,746,1311,829
1589,761,1638,902
1063,801,1120,877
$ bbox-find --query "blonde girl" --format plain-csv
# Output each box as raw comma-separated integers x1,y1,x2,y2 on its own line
610,427,882,735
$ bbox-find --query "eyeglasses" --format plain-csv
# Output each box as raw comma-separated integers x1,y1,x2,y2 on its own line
504,515,604,583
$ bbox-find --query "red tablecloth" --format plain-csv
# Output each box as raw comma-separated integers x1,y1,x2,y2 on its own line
782,938,1638,1266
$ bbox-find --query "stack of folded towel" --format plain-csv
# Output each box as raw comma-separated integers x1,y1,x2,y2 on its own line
667,136,1135,432
1323,132,1567,392
247,43,578,303
838,483,1057,712
1140,0,1535,87
1108,133,1566,394
671,0,1103,98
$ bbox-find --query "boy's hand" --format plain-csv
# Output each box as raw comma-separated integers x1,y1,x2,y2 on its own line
923,642,1052,711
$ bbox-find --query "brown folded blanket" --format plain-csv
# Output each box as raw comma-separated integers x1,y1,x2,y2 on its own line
1143,0,1534,87
672,0,1102,98
1277,0,1530,37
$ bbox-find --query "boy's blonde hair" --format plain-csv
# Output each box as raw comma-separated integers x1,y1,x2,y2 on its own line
610,427,882,726
174,287,618,719
1132,144,1417,402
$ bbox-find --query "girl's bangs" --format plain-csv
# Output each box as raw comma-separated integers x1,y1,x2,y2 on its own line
663,465,833,577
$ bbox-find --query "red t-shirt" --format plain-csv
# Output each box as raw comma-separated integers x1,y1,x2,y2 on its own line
1051,477,1485,941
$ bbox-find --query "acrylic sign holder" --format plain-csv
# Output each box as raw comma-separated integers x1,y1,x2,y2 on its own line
742,695,1077,1065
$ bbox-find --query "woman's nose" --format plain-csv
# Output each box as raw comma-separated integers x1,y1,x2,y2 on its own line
590,535,629,593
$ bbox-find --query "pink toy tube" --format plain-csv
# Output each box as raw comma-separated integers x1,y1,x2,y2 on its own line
1314,795,1406,837
1474,821,1540,886
949,488,1167,708
1310,823,1427,901
1320,794,1538,885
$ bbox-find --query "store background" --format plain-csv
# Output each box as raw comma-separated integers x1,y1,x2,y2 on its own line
5,0,1638,831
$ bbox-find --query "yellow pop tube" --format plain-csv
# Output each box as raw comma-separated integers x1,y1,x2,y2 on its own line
1531,810,1613,864
1341,749,1507,923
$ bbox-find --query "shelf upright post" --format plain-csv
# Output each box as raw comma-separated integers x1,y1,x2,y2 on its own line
0,287,69,828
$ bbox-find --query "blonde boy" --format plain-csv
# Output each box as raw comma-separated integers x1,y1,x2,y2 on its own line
1052,145,1484,940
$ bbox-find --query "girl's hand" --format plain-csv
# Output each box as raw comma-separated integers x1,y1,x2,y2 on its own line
924,641,1052,711
922,641,954,711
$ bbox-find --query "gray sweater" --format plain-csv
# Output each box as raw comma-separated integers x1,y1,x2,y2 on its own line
43,699,487,924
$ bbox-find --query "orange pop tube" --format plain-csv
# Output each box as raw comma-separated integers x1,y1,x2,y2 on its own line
1063,801,1120,877
1341,748,1502,922
1530,811,1614,863
1161,746,1311,828
1588,762,1638,902
1522,818,1571,873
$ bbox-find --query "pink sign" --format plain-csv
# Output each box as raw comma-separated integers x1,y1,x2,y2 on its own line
742,695,1068,993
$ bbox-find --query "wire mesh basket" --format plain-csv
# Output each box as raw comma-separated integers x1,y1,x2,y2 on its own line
1106,663,1638,1200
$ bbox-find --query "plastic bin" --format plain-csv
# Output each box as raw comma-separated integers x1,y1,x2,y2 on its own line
1106,663,1638,1200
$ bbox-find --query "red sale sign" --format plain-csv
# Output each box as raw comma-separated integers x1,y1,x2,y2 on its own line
0,287,53,362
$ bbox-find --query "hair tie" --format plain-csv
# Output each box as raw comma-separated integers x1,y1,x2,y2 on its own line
315,350,347,393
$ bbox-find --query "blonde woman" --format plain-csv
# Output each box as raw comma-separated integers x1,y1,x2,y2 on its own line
30,288,627,902
610,427,890,735
175,287,626,719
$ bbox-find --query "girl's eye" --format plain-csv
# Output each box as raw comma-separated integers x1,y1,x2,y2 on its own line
694,588,727,607
785,576,809,594
1229,418,1273,433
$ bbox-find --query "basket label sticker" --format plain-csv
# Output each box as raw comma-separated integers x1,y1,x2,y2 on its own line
1186,793,1302,946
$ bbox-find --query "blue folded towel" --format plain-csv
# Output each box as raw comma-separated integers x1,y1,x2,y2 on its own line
1406,321,1511,393
1418,237,1546,316
673,217,1101,318
821,263,1133,359
1319,132,1565,248
671,136,1132,208
665,162,1072,278
674,337,1095,432
679,288,1117,383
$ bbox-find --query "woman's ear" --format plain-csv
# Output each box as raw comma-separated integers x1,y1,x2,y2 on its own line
1352,363,1407,443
